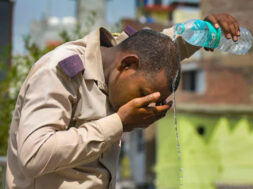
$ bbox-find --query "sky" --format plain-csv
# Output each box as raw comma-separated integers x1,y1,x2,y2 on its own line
13,0,135,54
13,0,199,54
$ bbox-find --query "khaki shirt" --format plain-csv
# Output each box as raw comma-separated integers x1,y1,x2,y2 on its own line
6,27,199,189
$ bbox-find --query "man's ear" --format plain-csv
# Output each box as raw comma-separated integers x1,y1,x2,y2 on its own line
118,55,139,72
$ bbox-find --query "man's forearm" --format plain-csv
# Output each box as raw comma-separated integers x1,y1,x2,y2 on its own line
18,113,123,178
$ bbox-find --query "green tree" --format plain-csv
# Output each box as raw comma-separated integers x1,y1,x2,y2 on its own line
0,36,52,156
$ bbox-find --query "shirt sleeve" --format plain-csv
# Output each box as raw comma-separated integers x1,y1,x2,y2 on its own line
162,27,201,61
114,26,201,61
17,65,123,178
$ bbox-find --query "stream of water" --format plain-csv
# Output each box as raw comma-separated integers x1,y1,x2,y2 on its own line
172,70,183,187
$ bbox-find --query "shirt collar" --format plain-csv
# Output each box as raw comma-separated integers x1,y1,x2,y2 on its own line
83,27,116,83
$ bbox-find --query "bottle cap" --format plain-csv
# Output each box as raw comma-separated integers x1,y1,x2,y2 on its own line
175,23,185,35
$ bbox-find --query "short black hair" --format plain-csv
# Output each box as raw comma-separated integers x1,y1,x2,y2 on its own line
118,29,181,93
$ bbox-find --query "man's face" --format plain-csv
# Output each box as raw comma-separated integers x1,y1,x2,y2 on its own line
108,68,171,111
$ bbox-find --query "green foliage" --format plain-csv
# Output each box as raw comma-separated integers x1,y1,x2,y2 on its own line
0,36,52,156
0,29,82,155
0,45,12,156
0,19,80,156
0,28,68,156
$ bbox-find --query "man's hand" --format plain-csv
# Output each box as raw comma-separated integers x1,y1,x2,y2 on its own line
117,92,172,132
204,13,241,51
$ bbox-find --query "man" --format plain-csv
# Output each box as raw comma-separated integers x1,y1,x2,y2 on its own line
6,13,240,189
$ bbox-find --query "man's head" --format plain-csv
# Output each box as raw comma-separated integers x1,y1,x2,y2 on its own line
106,29,181,110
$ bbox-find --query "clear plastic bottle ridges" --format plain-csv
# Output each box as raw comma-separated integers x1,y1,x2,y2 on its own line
174,19,253,55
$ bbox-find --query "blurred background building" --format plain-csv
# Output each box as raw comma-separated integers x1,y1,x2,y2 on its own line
30,16,76,49
30,0,108,49
77,0,107,29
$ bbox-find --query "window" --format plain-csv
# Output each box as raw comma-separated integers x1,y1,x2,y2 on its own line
182,70,196,91
154,0,162,5
196,125,205,136
181,63,205,93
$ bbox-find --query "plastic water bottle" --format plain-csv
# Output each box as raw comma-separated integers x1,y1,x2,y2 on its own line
174,19,253,55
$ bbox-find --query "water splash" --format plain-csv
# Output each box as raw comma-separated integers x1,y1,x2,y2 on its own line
172,70,183,187
172,26,179,42
172,31,177,42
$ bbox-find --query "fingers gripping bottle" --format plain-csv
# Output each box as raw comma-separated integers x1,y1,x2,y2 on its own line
174,19,252,55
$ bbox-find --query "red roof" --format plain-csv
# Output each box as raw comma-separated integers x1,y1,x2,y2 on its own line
144,5,175,12
144,2,199,12
45,40,61,48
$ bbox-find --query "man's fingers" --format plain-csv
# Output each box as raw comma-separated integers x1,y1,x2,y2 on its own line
205,13,241,42
218,20,230,38
231,19,240,36
152,100,173,113
230,24,238,41
143,106,158,114
214,14,240,41
155,104,171,113
204,47,210,51
142,102,172,115
228,16,240,41
205,15,219,29
134,92,160,108
151,110,168,122
234,23,240,36
229,15,240,36
204,47,214,52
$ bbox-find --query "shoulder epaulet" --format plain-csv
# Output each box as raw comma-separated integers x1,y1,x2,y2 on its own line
124,25,137,36
58,54,84,78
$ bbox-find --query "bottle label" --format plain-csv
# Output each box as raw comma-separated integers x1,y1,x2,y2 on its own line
205,21,221,48
191,20,221,48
